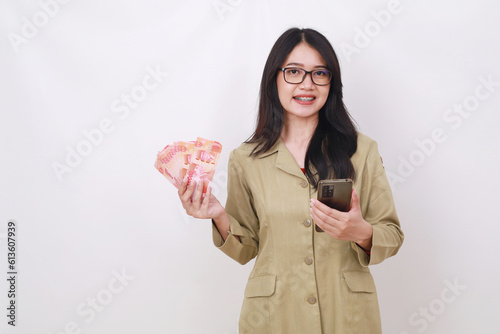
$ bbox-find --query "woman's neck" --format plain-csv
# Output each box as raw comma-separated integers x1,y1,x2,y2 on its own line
281,115,318,147
281,115,318,168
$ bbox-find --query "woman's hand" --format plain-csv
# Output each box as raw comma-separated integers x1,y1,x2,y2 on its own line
178,177,225,220
310,188,373,250
178,176,235,242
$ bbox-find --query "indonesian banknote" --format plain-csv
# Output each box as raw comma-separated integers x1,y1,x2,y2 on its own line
155,137,222,193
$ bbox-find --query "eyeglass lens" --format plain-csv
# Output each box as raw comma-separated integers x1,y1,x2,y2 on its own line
284,68,331,85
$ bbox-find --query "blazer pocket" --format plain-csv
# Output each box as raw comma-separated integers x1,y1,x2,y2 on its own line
244,275,277,298
342,271,376,293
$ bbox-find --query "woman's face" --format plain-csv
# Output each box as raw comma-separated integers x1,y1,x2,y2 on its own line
277,42,330,122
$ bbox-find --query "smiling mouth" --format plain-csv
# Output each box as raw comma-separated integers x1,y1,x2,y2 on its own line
293,97,315,102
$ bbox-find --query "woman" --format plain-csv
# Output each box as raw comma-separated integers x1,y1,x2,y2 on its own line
178,27,404,334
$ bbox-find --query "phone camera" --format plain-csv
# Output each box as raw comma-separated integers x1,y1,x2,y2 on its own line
322,185,334,197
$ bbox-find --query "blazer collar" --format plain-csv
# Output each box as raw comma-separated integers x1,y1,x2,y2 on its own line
257,137,309,180
256,138,280,159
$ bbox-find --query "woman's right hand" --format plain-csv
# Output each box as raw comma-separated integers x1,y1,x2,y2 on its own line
178,176,225,220
178,176,237,242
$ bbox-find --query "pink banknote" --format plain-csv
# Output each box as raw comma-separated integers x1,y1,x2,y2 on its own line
155,137,222,193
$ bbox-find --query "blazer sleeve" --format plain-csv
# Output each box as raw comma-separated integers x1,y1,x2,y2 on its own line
211,150,259,265
351,140,404,266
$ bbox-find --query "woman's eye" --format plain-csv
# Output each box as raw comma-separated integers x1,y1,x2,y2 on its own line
288,69,300,75
314,70,327,77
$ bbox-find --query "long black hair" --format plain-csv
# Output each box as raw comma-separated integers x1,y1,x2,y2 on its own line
246,27,358,190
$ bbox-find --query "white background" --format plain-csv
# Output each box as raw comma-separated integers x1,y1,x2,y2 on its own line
1,0,499,333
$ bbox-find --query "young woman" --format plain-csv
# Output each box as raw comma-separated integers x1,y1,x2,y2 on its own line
178,27,404,334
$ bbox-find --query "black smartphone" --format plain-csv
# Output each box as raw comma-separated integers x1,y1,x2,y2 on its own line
315,179,353,232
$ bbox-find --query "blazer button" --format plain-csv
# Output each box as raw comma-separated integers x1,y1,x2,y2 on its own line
300,180,308,188
303,219,312,227
307,297,317,304
304,257,313,265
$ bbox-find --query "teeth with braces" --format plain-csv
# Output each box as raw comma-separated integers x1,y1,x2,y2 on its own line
294,97,315,101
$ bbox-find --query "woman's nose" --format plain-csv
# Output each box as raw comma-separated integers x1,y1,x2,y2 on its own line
300,72,315,89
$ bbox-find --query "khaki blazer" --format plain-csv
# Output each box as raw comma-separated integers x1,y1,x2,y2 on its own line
212,133,404,334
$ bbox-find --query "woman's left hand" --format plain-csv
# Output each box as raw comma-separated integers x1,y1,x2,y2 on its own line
310,188,373,250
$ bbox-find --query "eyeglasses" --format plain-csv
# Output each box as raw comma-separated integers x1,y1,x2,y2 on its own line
278,67,332,86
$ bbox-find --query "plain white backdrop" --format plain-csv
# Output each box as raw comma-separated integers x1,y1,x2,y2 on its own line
1,0,499,333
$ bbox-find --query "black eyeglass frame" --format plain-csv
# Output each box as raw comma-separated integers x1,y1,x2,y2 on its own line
278,67,332,86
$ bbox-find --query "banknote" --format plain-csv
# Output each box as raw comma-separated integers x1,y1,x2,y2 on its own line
155,137,222,193
186,137,223,193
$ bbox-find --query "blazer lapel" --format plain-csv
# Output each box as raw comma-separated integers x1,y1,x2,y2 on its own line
274,138,307,180
256,137,319,181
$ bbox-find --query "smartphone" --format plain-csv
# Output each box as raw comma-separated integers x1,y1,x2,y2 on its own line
315,179,353,232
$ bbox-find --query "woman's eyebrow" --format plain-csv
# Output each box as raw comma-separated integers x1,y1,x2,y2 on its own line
285,62,327,68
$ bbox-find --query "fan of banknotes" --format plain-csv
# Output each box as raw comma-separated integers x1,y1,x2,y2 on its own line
155,137,222,193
